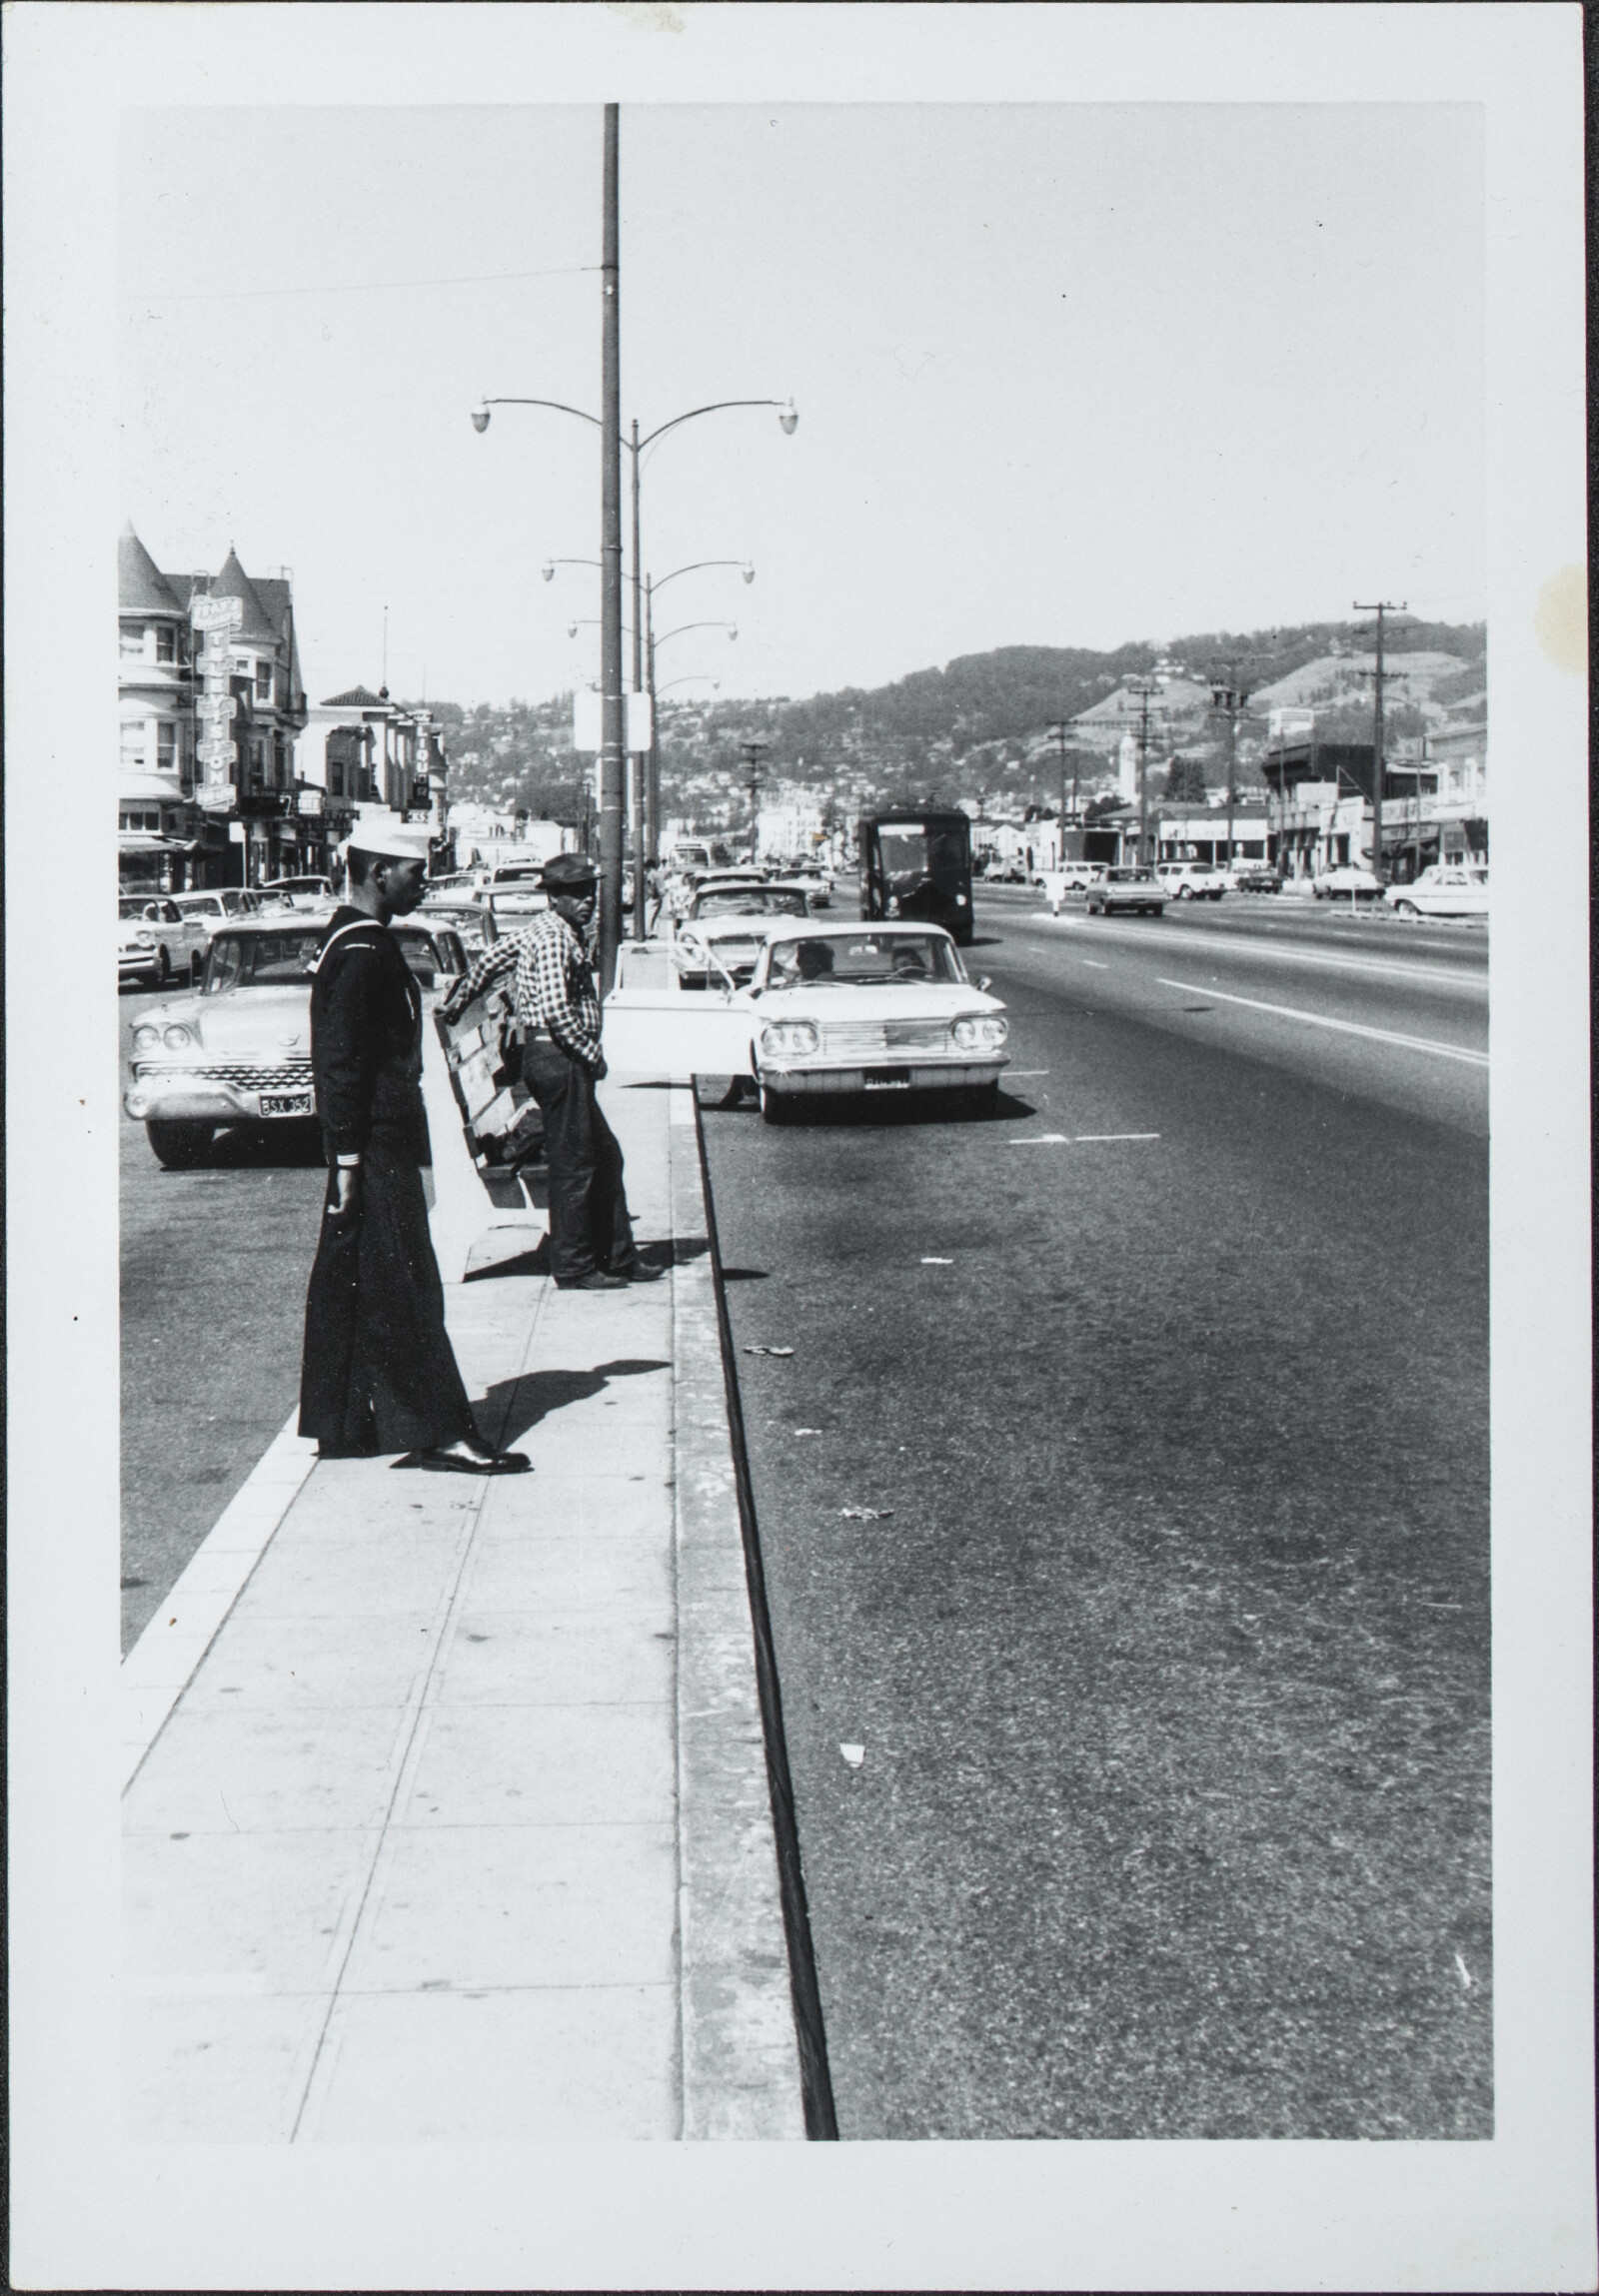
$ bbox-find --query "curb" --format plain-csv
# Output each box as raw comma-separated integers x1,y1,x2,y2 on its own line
120,1407,317,1791
668,1082,810,2139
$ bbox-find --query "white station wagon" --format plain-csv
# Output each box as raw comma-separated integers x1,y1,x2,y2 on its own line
603,918,1009,1124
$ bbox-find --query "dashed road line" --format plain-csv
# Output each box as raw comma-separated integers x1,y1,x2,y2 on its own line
1155,978,1489,1067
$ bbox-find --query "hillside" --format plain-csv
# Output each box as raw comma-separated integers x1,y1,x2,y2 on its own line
420,613,1485,828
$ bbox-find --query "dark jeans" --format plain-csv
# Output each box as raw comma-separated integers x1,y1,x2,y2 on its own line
521,1040,639,1284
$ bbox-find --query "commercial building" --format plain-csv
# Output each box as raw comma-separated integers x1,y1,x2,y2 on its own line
301,685,449,861
118,527,320,889
1261,734,1488,881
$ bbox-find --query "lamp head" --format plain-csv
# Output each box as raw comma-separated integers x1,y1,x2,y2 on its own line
567,621,579,639
742,563,756,583
541,562,555,582
778,399,799,436
728,625,739,641
471,405,491,435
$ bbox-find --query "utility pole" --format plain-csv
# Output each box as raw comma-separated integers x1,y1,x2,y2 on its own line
1352,599,1405,887
1126,679,1162,867
1208,662,1256,868
740,739,769,857
598,103,625,991
1046,718,1075,860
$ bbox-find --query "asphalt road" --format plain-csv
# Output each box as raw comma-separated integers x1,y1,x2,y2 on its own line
119,984,327,1652
701,884,1490,2139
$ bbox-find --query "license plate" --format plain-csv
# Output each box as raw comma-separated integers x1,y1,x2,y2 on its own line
862,1068,912,1090
260,1092,313,1117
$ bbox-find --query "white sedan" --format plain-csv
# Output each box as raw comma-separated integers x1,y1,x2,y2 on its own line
1383,864,1488,919
1312,863,1384,901
603,919,1009,1124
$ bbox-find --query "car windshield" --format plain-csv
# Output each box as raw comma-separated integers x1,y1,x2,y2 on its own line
765,932,963,987
205,929,326,990
695,887,808,918
1108,869,1152,882
120,897,161,919
173,894,221,913
393,927,462,981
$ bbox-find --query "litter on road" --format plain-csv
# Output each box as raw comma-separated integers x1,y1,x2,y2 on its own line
794,1427,822,1436
839,1743,865,1768
743,1344,795,1356
840,1507,893,1521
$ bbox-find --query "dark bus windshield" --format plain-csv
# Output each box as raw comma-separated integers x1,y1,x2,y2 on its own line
858,811,974,944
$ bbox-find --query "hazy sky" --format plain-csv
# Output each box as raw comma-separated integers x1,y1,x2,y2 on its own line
120,102,1483,709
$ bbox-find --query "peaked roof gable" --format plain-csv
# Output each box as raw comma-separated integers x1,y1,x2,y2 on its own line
322,683,387,707
210,547,279,644
119,523,183,615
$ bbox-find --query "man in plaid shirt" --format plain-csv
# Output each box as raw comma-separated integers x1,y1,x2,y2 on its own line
438,852,662,1290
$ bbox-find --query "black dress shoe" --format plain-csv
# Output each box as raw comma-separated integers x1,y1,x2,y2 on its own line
554,1270,629,1291
613,1260,666,1284
393,1441,531,1475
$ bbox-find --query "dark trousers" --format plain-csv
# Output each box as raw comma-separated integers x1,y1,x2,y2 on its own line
299,1124,477,1456
521,1040,639,1284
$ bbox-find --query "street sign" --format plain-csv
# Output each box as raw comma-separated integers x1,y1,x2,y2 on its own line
196,784,235,813
190,594,244,632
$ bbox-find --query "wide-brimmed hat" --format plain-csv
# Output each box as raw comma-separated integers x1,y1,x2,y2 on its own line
541,852,601,890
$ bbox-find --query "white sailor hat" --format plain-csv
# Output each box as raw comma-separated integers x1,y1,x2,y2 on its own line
345,820,432,862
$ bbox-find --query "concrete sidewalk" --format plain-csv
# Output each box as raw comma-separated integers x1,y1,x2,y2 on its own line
121,1079,804,2142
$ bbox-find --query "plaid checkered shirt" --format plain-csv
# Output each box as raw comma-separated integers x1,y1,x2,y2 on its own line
437,909,603,1070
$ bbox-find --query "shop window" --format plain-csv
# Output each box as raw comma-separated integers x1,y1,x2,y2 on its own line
156,625,176,663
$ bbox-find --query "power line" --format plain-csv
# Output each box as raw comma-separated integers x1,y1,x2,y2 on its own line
120,262,600,306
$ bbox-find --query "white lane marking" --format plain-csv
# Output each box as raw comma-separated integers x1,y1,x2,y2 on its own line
1025,916,1483,990
1074,1133,1160,1142
1007,1133,1160,1146
1009,1134,1070,1145
1155,978,1490,1067
1006,1069,1051,1076
1081,959,1109,969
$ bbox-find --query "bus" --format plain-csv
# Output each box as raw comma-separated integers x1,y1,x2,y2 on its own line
857,809,974,945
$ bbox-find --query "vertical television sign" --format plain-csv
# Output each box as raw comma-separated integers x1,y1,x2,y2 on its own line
191,593,244,808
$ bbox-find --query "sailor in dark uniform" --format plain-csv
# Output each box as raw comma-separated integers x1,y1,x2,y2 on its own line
299,821,528,1476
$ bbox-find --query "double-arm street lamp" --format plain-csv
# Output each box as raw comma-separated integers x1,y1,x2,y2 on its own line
473,390,795,979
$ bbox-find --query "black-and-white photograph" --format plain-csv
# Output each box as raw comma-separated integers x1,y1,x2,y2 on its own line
7,7,1592,2291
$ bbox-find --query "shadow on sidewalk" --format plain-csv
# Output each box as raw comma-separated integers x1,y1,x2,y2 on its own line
480,1357,671,1448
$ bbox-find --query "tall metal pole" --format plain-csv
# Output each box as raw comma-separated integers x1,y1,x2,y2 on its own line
1224,691,1238,866
598,104,625,990
645,575,660,868
628,421,646,938
1353,598,1404,887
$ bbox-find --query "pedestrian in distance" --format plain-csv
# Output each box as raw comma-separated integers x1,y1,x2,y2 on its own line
437,851,665,1293
298,821,530,1476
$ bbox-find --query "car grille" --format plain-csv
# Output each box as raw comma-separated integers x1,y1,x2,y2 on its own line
133,1061,314,1090
820,1019,954,1057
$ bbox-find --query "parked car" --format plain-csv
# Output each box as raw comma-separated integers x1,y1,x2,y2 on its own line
1156,861,1228,901
1227,861,1281,893
1312,863,1384,901
676,887,811,986
260,874,335,911
1085,867,1167,917
1383,863,1489,919
169,887,264,952
119,894,210,987
772,867,831,908
123,914,468,1167
419,895,500,952
603,919,1009,1123
980,858,1026,883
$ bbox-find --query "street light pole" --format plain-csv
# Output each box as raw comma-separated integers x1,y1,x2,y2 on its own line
741,739,768,856
1127,679,1161,867
599,105,625,991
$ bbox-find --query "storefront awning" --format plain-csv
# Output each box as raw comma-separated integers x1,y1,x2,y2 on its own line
119,832,200,854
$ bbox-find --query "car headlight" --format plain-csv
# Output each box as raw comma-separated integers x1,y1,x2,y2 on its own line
131,1023,161,1053
162,1023,196,1050
951,1014,1008,1050
760,1020,819,1057
135,929,156,946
